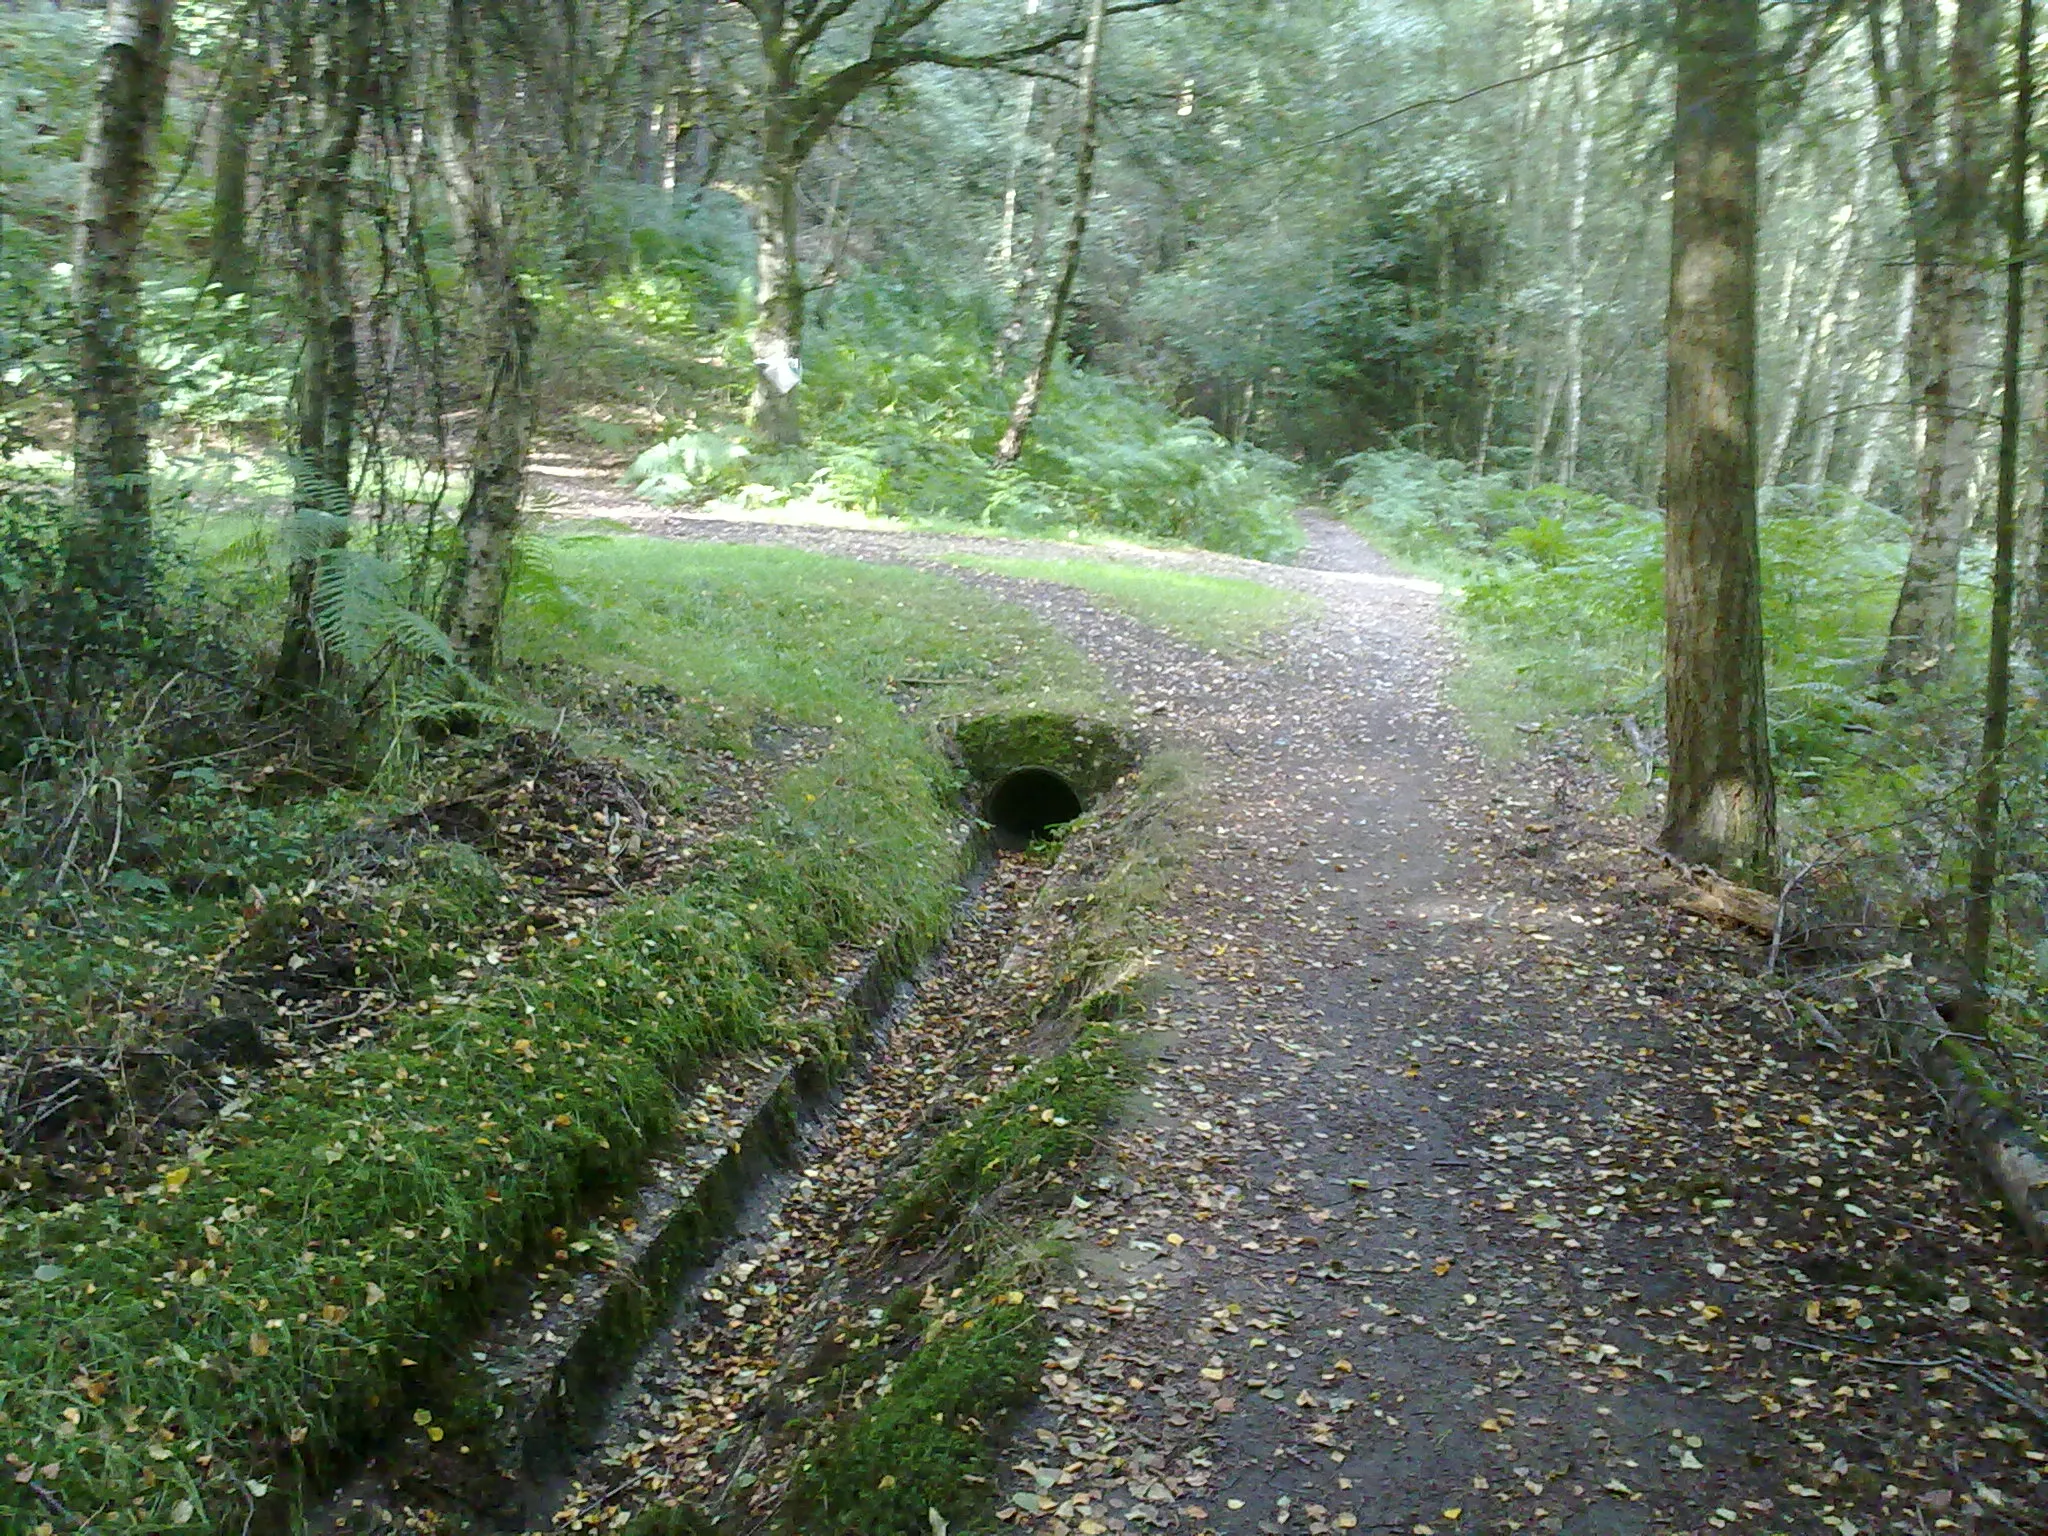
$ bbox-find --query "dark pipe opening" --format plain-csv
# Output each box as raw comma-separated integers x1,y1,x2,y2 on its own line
984,767,1084,847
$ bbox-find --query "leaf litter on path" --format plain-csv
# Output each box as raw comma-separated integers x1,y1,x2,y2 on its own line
556,501,2047,1536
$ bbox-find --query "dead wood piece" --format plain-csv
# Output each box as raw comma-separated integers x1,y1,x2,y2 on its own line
1866,974,2048,1254
1666,871,1778,934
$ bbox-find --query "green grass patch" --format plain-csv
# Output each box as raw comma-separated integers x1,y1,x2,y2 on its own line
0,535,1103,1534
762,754,1197,1536
777,1281,1046,1536
938,554,1318,655
885,1024,1139,1244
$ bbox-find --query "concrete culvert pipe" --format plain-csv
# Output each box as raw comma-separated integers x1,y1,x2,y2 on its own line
984,766,1084,846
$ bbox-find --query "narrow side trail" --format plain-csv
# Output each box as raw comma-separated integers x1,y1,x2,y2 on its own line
546,485,2047,1536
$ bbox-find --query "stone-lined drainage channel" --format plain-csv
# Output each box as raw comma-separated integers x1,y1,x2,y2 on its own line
306,840,1053,1534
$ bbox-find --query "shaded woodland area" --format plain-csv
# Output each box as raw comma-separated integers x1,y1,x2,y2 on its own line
13,0,2039,1042
7,0,2048,1530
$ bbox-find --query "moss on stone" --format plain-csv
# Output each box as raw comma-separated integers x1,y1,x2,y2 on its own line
950,709,1140,799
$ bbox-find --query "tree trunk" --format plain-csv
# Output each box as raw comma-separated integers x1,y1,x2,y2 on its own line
993,0,1044,280
441,0,537,675
1660,0,1774,879
1764,145,1868,490
995,0,1106,468
1959,0,2031,1032
1527,365,1562,487
1878,0,2000,685
66,0,173,630
208,54,264,296
1849,263,1916,501
747,142,805,447
1559,56,1594,487
994,130,1059,374
272,0,373,700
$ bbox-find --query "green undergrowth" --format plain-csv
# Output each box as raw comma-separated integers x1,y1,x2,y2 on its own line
1331,450,1952,795
764,754,1199,1536
1335,450,2048,1100
563,258,1305,561
936,554,1320,656
775,1278,1047,1536
0,537,1104,1534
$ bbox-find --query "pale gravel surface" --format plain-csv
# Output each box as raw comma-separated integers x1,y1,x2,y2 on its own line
538,472,2048,1536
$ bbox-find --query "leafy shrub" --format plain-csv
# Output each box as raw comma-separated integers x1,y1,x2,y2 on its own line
628,430,753,501
590,267,1306,560
1335,449,1912,785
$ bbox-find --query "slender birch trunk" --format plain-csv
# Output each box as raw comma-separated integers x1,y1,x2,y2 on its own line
1849,264,1916,501
995,0,1105,468
993,0,1044,280
1661,0,1774,878
441,0,537,674
1959,0,2033,1031
994,133,1059,374
1875,0,2000,684
271,0,374,700
1559,55,1594,486
1764,147,1868,490
67,0,173,630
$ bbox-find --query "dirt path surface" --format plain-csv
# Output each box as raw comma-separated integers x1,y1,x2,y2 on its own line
540,479,2048,1536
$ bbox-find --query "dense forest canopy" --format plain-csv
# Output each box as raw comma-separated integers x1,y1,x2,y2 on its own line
0,0,2017,505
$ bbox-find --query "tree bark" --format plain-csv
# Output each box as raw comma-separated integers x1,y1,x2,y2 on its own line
1959,0,2031,1032
271,0,374,700
1765,143,1868,490
67,0,173,629
1660,0,1774,879
1559,55,1594,487
208,47,266,296
996,0,1106,468
441,0,537,675
993,0,1045,281
1849,263,1916,501
747,137,806,447
994,128,1059,374
1872,0,2001,684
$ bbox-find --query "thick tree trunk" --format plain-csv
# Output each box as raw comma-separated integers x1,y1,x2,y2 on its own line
67,0,173,628
272,0,373,700
1960,0,2032,1031
747,144,805,447
1660,0,1774,879
1878,0,2000,685
441,0,537,674
995,0,1106,468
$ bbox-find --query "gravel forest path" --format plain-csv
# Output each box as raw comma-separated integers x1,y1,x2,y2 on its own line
539,475,2047,1536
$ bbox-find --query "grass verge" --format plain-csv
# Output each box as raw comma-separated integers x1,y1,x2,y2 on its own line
0,536,1102,1534
936,555,1318,656
766,754,1199,1536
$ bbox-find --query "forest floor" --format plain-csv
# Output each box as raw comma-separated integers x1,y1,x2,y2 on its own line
537,471,2048,1536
